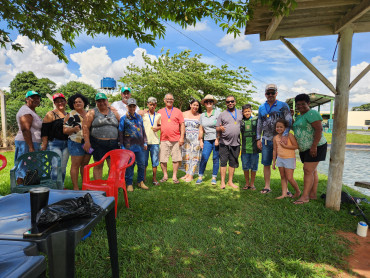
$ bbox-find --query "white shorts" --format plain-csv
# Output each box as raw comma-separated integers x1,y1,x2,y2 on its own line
276,157,296,169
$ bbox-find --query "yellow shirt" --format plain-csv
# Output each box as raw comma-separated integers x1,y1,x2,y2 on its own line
143,112,161,145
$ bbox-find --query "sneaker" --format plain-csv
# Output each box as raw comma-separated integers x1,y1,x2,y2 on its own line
211,178,217,185
138,181,149,190
127,185,134,192
195,178,203,185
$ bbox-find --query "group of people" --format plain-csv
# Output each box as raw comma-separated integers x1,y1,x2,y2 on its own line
14,83,327,204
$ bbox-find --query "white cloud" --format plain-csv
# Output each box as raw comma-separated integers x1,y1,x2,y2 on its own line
217,34,252,54
0,36,77,90
70,47,157,88
186,21,210,32
294,79,308,86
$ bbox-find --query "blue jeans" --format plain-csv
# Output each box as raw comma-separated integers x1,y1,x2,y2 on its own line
198,140,219,178
144,144,160,168
14,140,41,179
261,138,274,166
125,150,145,185
48,139,69,182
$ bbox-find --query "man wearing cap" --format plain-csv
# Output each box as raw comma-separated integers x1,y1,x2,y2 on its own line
257,84,292,194
216,95,243,189
83,92,121,180
111,87,140,118
119,98,148,191
157,93,185,184
14,90,43,182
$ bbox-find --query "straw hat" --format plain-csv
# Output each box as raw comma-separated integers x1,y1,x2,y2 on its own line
201,94,218,105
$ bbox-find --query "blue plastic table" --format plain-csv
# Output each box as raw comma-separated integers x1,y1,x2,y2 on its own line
0,240,46,278
0,190,119,278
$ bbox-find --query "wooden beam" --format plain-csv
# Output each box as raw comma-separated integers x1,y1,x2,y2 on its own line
0,90,7,148
349,63,370,90
326,26,353,211
334,0,370,33
280,38,337,94
265,14,284,40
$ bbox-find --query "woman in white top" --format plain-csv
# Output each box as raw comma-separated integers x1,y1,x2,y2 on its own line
14,90,43,183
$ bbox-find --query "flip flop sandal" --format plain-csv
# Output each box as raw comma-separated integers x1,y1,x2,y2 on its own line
294,200,309,205
260,188,272,194
242,186,251,190
160,178,168,183
287,191,293,197
153,181,159,186
173,179,180,184
249,186,256,190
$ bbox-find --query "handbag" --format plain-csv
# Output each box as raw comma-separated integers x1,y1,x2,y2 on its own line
24,169,41,186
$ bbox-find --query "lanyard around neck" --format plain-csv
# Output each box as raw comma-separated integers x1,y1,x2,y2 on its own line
165,107,173,120
148,112,155,126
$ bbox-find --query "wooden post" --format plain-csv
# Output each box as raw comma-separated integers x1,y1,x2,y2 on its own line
326,27,353,211
329,100,333,120
0,90,7,148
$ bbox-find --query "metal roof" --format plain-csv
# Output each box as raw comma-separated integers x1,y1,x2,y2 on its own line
286,93,334,108
245,0,370,41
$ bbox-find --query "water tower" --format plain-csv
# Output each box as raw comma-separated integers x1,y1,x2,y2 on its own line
99,77,119,95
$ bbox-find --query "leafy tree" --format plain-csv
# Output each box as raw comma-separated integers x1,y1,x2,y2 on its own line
9,71,56,99
352,103,370,111
0,0,296,63
119,49,257,110
58,81,98,108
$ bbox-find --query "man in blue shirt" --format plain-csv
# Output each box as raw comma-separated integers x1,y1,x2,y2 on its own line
256,84,292,194
119,98,148,191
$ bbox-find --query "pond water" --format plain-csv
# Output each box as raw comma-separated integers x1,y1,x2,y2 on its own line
317,148,370,196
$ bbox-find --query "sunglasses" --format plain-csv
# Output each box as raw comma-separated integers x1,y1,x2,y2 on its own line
265,91,276,96
226,100,235,104
204,100,214,104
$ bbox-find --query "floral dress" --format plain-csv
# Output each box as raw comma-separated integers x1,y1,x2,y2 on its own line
180,118,202,175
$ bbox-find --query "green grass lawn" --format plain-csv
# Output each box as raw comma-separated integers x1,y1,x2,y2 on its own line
0,151,368,277
324,132,370,144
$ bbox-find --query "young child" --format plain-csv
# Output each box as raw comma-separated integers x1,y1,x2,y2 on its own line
240,104,260,190
272,119,301,199
119,98,148,191
142,97,161,185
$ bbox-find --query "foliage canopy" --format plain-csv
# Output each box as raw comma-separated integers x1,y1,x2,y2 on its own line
352,103,370,111
0,0,296,63
118,49,257,110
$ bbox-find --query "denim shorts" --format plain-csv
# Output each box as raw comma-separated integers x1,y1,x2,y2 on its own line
68,139,87,156
276,157,296,169
241,153,259,171
261,138,273,166
90,136,119,162
145,144,160,167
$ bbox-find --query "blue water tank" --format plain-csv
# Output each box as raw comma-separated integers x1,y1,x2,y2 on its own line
100,77,116,89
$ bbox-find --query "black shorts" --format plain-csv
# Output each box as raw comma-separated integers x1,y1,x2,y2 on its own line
90,136,119,162
219,144,240,168
299,143,327,163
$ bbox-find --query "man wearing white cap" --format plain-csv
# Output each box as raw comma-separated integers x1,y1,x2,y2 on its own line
111,87,140,117
256,84,292,194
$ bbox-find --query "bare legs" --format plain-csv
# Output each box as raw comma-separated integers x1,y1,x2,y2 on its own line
93,158,110,180
220,166,237,189
276,167,301,199
70,155,91,190
294,161,319,204
261,165,271,193
160,162,179,181
243,170,257,189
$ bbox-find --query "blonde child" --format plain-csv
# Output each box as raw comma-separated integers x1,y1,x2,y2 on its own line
272,119,301,199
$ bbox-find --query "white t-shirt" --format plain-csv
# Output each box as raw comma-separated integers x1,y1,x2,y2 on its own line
111,100,140,118
15,105,42,143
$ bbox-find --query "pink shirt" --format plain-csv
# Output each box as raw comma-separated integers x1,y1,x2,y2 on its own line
158,107,184,141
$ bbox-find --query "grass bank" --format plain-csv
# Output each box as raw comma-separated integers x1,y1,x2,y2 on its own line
324,132,370,144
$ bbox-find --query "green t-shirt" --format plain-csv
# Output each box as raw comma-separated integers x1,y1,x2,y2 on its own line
293,109,327,152
241,117,259,154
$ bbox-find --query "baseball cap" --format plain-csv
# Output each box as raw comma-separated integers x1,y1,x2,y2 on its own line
121,87,131,93
127,98,137,106
25,90,40,98
265,84,277,92
147,97,157,103
52,93,66,101
95,92,108,100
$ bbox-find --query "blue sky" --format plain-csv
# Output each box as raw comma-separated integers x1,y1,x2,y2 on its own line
0,20,369,109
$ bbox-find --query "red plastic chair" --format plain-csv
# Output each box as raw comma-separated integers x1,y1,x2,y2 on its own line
82,149,135,217
0,154,7,171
